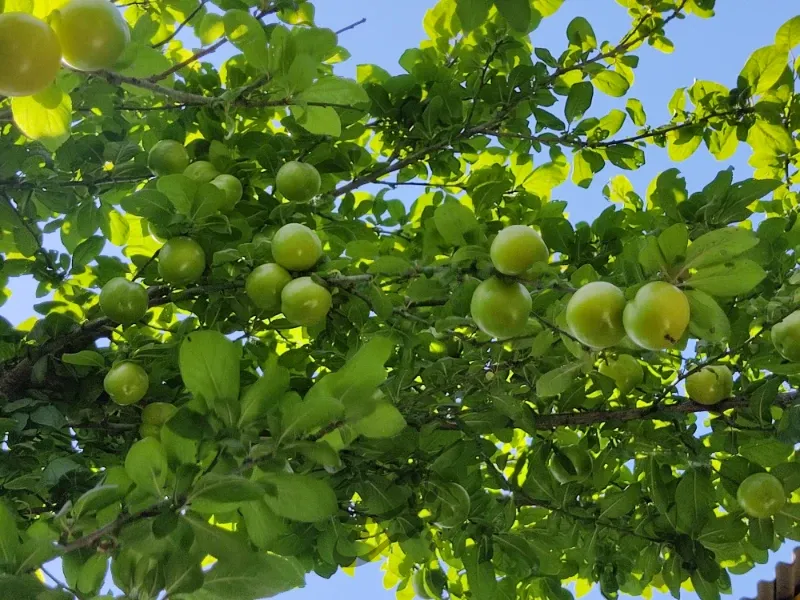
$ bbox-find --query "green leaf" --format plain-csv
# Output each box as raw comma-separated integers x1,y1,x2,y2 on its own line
61,350,105,368
493,0,531,32
698,515,747,546
434,199,478,246
157,174,196,215
685,290,730,343
183,514,251,560
667,126,702,162
598,484,639,519
297,76,370,107
686,258,766,297
179,330,242,405
0,575,62,600
240,500,287,550
740,438,793,468
566,17,596,50
352,402,407,438
11,85,72,151
749,378,780,426
564,81,593,123
691,571,720,600
260,472,338,522
164,551,204,596
684,227,759,268
572,149,604,189
190,554,304,600
368,256,413,275
0,503,19,569
536,363,582,398
658,223,688,265
775,16,800,50
359,476,411,514
590,70,630,97
625,98,646,126
738,45,787,94
748,120,794,155
223,9,269,71
72,485,122,518
280,391,343,439
124,437,168,496
291,105,341,137
239,355,290,428
463,545,497,600
71,235,105,268
190,474,264,506
674,469,714,534
197,13,224,44
456,0,490,31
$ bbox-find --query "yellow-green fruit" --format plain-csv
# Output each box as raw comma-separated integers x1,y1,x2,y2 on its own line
211,174,243,212
158,237,206,286
276,161,321,202
772,310,800,362
0,13,62,97
139,423,161,439
271,223,323,271
470,277,532,340
548,445,593,484
142,402,177,426
104,362,149,406
623,282,690,351
246,263,292,311
685,365,733,406
183,161,220,183
566,281,626,349
598,354,643,394
490,225,549,275
52,0,130,71
99,277,148,324
281,277,332,326
737,472,786,519
148,140,189,176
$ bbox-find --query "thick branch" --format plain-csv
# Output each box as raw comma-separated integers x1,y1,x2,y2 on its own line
533,391,797,429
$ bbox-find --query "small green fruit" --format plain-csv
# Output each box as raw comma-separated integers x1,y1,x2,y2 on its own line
271,223,323,271
490,225,549,275
246,263,293,311
148,140,189,176
470,277,532,340
99,277,148,324
281,276,332,326
183,161,220,183
158,237,206,286
772,310,800,362
623,281,690,351
685,365,733,406
566,281,626,349
276,161,321,202
737,472,786,519
104,362,149,406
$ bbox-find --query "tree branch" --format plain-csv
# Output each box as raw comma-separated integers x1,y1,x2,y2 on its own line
151,0,208,49
335,17,366,35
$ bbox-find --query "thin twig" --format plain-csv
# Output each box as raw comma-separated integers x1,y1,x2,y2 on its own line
335,17,366,35
151,0,209,49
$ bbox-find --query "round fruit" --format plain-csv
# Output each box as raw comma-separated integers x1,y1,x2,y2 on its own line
99,277,148,324
0,13,62,97
141,402,177,426
623,281,690,351
211,174,243,212
598,354,643,394
433,482,471,528
271,223,323,271
104,362,149,406
148,140,189,176
246,263,292,311
490,225,549,275
281,277,332,326
566,282,626,349
158,237,206,286
139,423,161,439
548,446,593,484
276,161,321,202
470,277,532,340
772,310,800,362
737,472,786,519
183,161,220,183
685,365,733,406
52,0,130,71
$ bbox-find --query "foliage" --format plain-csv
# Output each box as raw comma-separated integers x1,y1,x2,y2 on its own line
0,1,799,599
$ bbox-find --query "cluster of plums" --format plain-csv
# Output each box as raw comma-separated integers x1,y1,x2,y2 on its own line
0,0,130,97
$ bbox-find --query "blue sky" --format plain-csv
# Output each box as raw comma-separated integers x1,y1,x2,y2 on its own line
12,1,800,599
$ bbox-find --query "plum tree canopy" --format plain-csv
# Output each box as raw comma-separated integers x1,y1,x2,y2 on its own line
0,1,799,599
